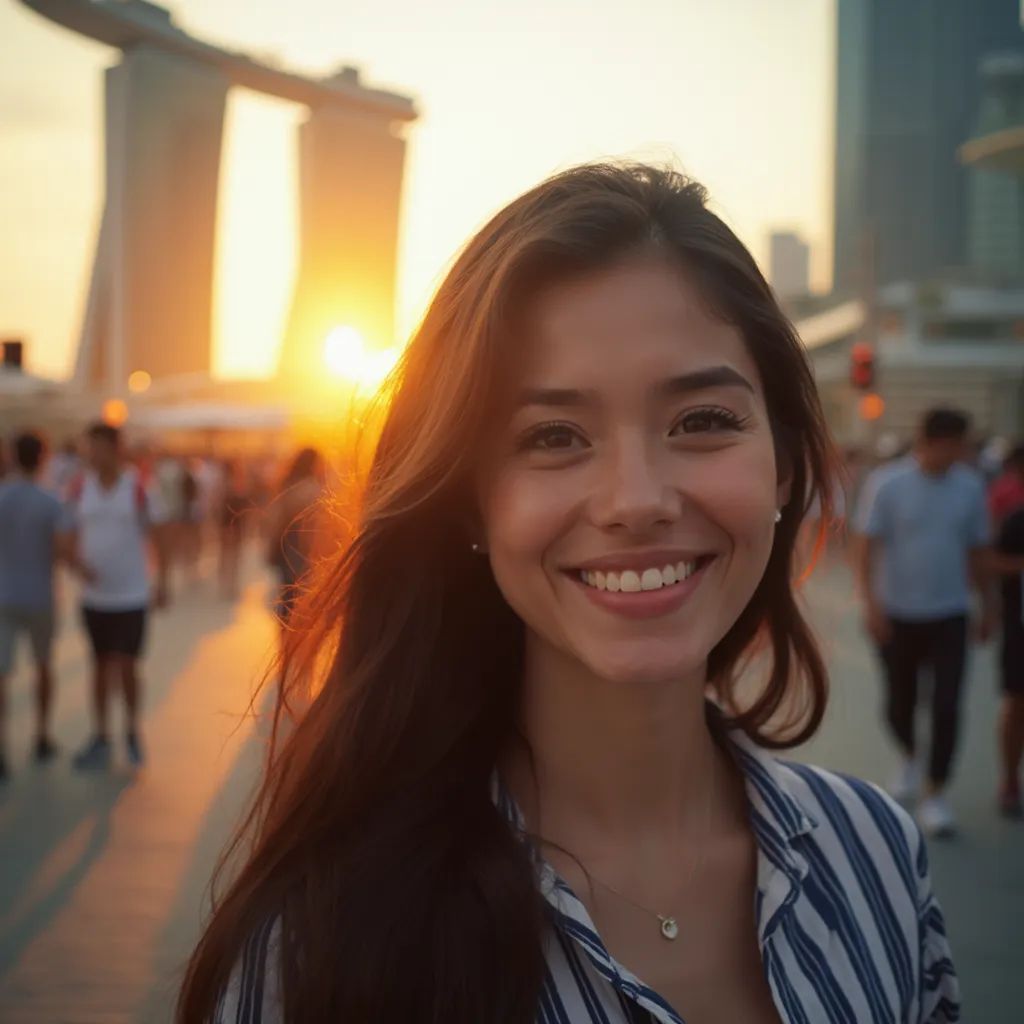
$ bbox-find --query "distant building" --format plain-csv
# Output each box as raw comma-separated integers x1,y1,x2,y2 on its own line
768,232,811,301
833,0,1023,295
280,67,409,385
75,46,229,392
967,53,1024,279
20,0,417,402
797,281,1024,444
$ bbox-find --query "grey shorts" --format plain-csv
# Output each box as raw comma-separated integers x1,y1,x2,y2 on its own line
0,606,56,675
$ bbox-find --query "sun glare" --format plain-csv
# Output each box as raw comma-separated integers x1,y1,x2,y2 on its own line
323,326,400,393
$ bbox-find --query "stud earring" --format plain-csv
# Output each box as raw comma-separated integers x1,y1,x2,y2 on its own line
773,510,782,524
471,542,481,553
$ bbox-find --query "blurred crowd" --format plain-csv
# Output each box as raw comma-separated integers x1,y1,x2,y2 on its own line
0,423,325,780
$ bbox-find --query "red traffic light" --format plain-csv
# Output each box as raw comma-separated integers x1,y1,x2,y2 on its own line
849,342,875,390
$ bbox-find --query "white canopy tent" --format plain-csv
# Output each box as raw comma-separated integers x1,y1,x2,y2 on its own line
132,403,290,431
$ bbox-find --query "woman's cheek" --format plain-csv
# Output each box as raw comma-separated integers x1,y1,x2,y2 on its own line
486,468,577,550
686,448,778,529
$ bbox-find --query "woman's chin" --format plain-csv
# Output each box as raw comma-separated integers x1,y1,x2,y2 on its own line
581,646,707,688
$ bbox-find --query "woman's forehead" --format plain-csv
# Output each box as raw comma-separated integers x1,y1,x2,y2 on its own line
511,257,760,393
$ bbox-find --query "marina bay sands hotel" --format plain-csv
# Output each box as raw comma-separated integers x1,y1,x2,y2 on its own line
18,0,417,401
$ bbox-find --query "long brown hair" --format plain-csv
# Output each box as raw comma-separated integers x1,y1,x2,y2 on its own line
178,163,835,1023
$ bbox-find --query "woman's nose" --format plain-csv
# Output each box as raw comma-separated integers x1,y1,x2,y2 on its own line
589,437,681,533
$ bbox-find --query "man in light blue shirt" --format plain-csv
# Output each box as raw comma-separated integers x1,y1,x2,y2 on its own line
0,433,64,780
855,408,995,838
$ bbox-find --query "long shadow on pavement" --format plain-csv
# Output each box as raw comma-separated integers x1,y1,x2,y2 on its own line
0,771,131,978
0,591,238,985
137,687,276,1023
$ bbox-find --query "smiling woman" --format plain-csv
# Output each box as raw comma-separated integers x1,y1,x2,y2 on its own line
178,164,960,1024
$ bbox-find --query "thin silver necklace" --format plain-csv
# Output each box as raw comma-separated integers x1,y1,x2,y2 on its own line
586,758,718,942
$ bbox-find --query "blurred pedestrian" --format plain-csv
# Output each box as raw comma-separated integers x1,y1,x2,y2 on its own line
989,443,1024,530
854,407,996,837
62,422,169,770
0,432,82,778
978,435,1009,483
993,502,1024,817
217,459,254,599
873,430,904,464
266,447,324,627
180,457,202,580
154,451,188,591
45,438,81,500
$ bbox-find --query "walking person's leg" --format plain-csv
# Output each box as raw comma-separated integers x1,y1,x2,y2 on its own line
998,695,1024,816
91,654,110,736
0,610,16,778
74,607,113,769
218,523,240,598
117,608,147,766
997,628,1024,815
0,673,6,782
919,615,968,837
880,618,924,800
27,609,58,761
184,517,202,583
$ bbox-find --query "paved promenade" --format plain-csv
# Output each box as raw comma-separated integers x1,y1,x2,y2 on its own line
0,550,1021,1022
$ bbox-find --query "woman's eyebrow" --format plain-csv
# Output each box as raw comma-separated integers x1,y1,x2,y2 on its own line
516,365,753,410
656,365,754,397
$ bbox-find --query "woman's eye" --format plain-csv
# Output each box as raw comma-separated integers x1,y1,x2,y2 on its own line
671,408,747,435
519,423,586,452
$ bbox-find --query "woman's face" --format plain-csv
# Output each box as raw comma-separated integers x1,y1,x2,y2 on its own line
477,254,788,686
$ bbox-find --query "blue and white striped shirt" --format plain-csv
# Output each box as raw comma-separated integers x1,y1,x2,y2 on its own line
216,727,960,1023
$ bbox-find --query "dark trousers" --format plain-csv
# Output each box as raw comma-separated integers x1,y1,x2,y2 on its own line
879,615,968,788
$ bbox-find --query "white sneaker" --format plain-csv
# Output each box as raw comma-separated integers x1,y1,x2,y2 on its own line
918,794,957,839
887,758,921,803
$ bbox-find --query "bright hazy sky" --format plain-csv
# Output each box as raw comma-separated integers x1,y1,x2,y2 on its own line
0,0,835,380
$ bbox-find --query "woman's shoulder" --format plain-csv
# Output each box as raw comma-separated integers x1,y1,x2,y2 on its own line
215,917,282,1024
727,728,921,869
763,759,962,1019
774,758,923,886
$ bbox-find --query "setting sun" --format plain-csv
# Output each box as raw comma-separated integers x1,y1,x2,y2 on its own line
322,325,400,394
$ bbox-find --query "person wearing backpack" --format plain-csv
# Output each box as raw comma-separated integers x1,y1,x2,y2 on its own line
61,422,168,770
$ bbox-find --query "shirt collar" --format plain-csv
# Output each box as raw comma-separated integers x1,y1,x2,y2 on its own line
725,725,819,846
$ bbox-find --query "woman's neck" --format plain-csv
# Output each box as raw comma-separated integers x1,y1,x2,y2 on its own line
504,639,726,851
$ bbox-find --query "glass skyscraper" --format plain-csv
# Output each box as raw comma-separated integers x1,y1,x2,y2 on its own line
967,52,1024,277
832,0,1023,294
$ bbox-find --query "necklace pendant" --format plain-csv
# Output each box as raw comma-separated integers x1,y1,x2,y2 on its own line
659,916,679,941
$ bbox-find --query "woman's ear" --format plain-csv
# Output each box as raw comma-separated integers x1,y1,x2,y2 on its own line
776,476,792,513
775,443,794,513
462,506,487,554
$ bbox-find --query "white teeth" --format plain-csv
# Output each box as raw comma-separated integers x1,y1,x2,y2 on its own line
620,570,642,592
578,558,705,592
640,568,662,591
676,560,696,580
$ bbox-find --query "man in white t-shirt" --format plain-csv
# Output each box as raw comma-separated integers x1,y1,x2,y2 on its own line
61,422,168,770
